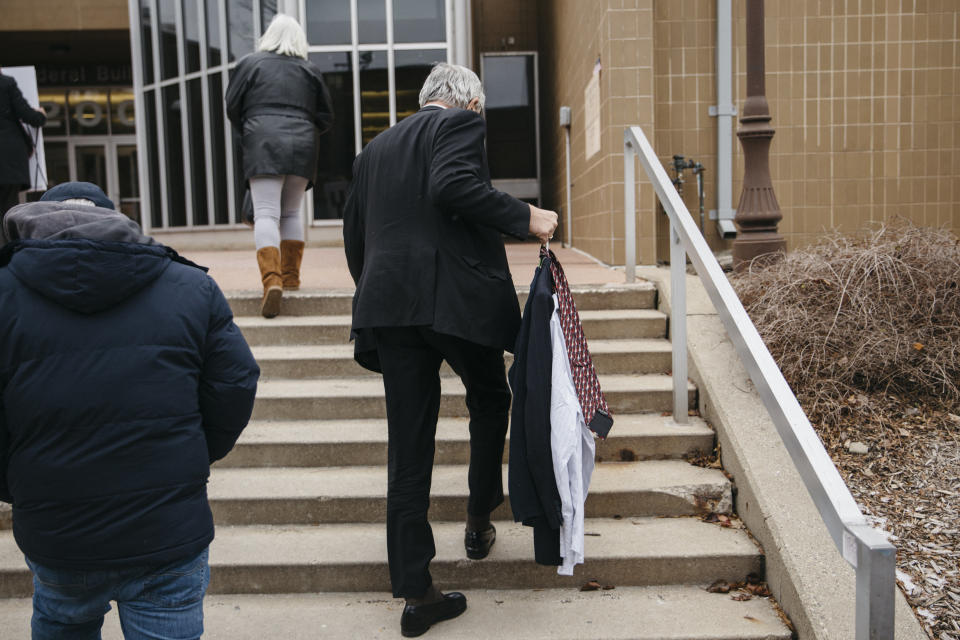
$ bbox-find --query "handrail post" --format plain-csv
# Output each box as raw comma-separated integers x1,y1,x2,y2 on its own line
852,525,896,640
624,136,637,283
670,224,689,424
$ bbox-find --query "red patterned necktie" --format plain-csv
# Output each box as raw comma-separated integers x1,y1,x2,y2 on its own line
545,248,613,438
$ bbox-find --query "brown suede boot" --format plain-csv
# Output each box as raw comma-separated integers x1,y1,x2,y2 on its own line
280,239,305,290
256,246,283,318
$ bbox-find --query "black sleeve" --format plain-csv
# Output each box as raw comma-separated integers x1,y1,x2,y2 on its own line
7,80,46,128
429,109,531,240
199,279,260,463
224,58,251,128
342,153,365,284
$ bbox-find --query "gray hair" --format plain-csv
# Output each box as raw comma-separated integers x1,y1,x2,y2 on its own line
418,63,485,111
61,198,96,207
258,14,308,60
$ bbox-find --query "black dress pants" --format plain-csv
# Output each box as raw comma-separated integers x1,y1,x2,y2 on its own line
373,326,511,599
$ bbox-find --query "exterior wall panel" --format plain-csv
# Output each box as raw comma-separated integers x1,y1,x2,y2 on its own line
541,0,960,264
0,0,130,31
541,0,657,265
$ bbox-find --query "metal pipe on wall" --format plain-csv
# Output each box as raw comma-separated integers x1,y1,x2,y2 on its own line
559,106,572,247
454,0,472,67
712,0,737,238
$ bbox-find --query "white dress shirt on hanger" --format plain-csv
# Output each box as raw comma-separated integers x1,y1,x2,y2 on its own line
549,294,596,576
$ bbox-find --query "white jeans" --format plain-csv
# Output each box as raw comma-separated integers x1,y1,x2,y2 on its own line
249,174,308,249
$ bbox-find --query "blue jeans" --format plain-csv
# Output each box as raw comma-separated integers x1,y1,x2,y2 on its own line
25,548,210,640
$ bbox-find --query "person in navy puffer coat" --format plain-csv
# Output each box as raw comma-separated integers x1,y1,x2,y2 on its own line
0,184,259,639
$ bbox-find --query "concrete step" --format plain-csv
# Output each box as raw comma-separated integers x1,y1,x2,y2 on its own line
0,517,764,597
217,414,715,468
206,460,733,525
251,339,673,379
236,315,355,346
251,375,697,421
229,290,355,317
0,587,792,639
235,309,668,346
226,283,658,318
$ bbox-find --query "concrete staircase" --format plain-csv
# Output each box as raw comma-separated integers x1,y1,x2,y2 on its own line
0,283,793,638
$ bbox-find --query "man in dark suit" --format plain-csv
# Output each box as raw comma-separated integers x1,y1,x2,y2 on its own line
343,62,557,637
0,69,46,225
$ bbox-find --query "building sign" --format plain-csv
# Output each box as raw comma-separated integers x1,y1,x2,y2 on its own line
38,89,136,136
36,64,133,87
584,58,601,160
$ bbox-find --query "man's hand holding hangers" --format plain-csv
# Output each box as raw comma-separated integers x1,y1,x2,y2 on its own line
529,204,558,244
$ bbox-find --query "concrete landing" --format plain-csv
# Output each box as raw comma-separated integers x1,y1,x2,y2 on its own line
183,245,626,294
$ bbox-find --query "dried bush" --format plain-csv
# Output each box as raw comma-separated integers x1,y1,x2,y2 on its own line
731,221,960,424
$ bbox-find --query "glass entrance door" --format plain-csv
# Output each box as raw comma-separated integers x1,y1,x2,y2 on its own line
480,52,541,204
74,145,108,191
67,137,140,223
116,144,140,222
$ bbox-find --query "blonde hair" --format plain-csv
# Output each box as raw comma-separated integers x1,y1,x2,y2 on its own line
258,14,309,60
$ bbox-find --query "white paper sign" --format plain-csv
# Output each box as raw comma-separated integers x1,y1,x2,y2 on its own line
583,61,601,160
4,66,48,192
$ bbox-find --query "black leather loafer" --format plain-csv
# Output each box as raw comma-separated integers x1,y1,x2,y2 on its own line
400,592,467,637
464,524,496,559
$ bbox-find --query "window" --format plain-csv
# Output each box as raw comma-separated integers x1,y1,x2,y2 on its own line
260,0,277,34
184,0,202,74
483,54,538,181
132,1,453,229
395,49,446,121
205,0,223,67
227,0,255,62
162,85,186,226
306,0,350,46
159,0,179,79
358,0,387,44
311,51,355,220
394,0,445,43
140,0,154,84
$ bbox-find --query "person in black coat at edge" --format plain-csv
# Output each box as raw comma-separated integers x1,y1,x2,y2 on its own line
343,62,558,637
0,182,260,640
226,14,333,319
0,68,46,223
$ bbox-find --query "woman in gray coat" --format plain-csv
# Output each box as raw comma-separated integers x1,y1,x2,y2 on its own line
226,15,333,317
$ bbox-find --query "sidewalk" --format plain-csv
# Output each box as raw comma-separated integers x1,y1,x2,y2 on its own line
182,243,628,294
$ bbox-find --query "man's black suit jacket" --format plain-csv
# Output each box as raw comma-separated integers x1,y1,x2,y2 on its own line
343,105,531,367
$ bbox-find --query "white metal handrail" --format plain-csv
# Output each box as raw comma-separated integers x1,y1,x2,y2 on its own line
623,126,895,640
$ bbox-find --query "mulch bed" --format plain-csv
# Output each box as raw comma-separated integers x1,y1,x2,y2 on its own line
730,222,960,638
814,393,960,639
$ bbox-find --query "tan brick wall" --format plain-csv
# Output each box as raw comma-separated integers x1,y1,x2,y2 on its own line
0,0,129,31
653,0,719,259
472,0,540,64
542,0,960,264
542,0,657,265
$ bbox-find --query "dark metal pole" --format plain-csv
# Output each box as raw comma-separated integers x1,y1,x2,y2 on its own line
732,0,785,270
